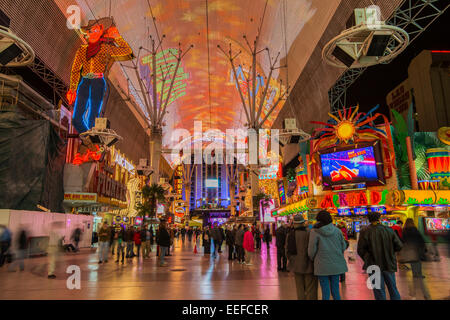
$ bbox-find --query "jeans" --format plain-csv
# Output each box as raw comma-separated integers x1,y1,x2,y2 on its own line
135,244,141,257
228,244,234,260
126,241,134,257
160,246,168,265
98,241,109,262
110,240,117,254
370,271,401,300
409,262,431,299
245,250,252,264
318,275,341,300
142,240,151,258
211,239,218,258
116,242,125,261
277,248,287,270
72,77,107,134
8,249,26,271
237,245,245,262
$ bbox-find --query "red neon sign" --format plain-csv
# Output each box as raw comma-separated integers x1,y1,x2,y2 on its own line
72,145,102,165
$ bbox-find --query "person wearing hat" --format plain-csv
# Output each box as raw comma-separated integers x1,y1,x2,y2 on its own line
286,214,318,300
308,210,348,300
66,17,133,135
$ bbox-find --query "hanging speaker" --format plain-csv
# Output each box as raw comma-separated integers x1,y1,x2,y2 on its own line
0,43,22,66
332,45,355,68
365,32,391,56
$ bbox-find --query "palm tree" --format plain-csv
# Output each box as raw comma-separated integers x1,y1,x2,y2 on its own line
136,183,166,218
255,192,271,211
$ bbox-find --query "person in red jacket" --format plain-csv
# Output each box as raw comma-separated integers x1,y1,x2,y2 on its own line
133,228,142,258
243,226,255,266
391,220,403,240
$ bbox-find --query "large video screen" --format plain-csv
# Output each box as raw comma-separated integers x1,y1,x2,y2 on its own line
320,143,385,188
424,218,450,234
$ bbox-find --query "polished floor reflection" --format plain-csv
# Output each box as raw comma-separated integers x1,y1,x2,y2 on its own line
0,238,449,300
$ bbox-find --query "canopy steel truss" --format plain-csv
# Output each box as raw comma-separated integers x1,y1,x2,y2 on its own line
328,0,449,113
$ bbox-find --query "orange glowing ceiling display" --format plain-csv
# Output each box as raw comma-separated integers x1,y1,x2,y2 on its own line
56,0,337,137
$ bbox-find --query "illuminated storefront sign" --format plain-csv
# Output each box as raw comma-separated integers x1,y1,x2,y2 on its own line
272,198,317,217
391,190,450,206
64,192,97,202
320,190,389,209
114,151,135,172
96,172,127,202
72,145,102,165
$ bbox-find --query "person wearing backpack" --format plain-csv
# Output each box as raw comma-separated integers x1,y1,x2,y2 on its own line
276,222,288,271
286,214,318,300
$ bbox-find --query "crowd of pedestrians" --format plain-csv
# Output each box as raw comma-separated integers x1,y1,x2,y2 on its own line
1,210,448,300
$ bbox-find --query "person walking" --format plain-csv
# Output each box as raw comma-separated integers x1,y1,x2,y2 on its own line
109,226,116,255
8,227,28,272
308,211,348,300
286,214,318,300
0,225,12,267
231,225,238,259
141,225,151,258
168,228,175,256
181,228,186,242
47,221,63,279
276,222,288,272
255,227,261,250
187,228,193,242
358,211,403,300
263,226,272,252
210,223,223,259
401,218,431,300
115,226,126,263
134,227,142,258
157,220,170,267
243,226,255,265
235,224,246,264
71,227,82,252
218,226,225,253
98,222,111,264
225,226,235,261
125,226,135,258
203,227,211,255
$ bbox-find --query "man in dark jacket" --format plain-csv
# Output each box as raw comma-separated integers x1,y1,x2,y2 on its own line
157,220,171,267
235,224,245,264
255,227,261,250
286,214,317,300
125,226,135,258
276,222,288,271
98,222,111,264
358,212,403,300
210,223,223,258
225,226,235,260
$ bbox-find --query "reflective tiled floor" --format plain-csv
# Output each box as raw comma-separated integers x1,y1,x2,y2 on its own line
0,239,449,300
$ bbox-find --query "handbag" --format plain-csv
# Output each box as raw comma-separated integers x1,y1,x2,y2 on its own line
397,243,419,264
